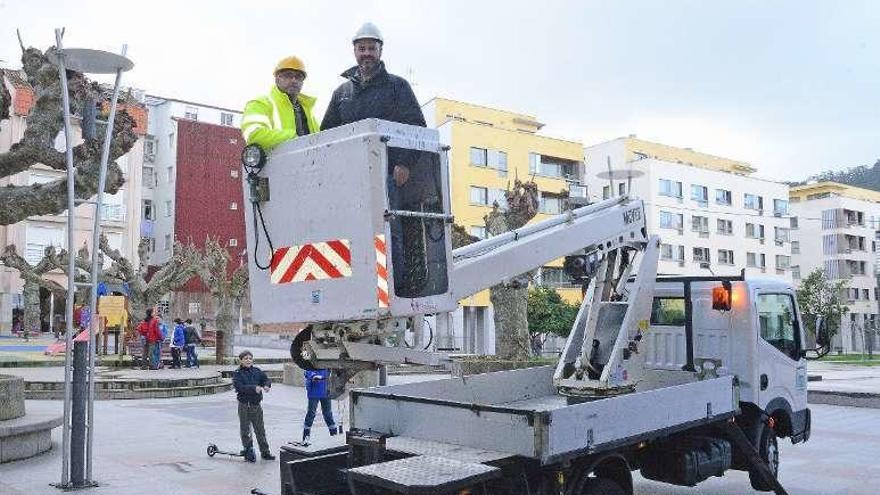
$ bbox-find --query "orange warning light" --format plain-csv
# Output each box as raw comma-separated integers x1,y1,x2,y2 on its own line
712,282,732,311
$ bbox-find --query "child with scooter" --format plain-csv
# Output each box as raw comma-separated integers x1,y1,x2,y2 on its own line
232,350,275,462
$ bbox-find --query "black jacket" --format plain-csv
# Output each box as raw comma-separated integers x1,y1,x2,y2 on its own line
232,365,271,405
183,325,201,345
321,62,426,131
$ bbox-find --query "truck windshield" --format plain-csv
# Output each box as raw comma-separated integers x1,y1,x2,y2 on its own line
756,293,801,360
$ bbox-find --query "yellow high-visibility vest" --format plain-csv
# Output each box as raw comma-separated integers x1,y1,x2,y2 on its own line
241,86,318,150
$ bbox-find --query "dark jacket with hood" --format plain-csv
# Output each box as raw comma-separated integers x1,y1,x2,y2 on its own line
320,62,426,131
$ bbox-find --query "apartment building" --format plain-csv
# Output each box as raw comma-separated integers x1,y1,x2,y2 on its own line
421,97,585,354
583,137,792,279
0,69,147,332
142,96,244,320
789,181,880,353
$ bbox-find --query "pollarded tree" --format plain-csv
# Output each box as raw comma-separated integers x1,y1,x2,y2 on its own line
0,37,138,225
485,180,540,360
100,235,202,322
795,268,850,341
195,237,248,362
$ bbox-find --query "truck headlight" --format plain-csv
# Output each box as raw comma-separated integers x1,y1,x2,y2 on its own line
241,144,266,172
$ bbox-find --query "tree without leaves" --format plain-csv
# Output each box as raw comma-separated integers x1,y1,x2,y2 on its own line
485,180,540,360
194,237,248,362
795,268,849,341
0,42,138,225
100,235,202,322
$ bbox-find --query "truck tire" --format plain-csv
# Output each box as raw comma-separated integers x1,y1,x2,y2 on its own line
748,423,779,491
577,478,627,495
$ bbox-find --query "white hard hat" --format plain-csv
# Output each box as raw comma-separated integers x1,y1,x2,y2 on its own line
352,22,383,44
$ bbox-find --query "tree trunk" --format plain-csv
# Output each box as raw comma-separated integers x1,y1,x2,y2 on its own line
23,280,40,338
214,296,236,363
490,283,531,360
484,180,539,360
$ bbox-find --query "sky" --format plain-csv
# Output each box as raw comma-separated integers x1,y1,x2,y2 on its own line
1,0,878,182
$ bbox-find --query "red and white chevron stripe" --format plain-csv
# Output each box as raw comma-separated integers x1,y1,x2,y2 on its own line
375,234,389,308
269,239,352,284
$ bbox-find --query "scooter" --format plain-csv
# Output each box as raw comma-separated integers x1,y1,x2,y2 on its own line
206,443,246,459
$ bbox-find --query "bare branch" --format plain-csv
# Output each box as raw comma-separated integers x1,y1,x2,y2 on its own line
16,29,24,53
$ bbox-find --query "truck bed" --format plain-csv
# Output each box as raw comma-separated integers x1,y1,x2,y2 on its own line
350,366,738,465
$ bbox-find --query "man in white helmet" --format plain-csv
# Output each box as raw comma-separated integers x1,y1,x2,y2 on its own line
321,22,426,151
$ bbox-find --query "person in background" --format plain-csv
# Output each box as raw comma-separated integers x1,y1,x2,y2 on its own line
232,350,274,462
137,308,162,370
170,318,186,369
301,368,337,444
184,318,201,368
154,314,168,369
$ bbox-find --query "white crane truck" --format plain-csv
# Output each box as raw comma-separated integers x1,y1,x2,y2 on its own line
241,120,826,495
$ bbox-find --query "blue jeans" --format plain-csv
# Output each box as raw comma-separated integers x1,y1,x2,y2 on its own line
303,398,335,432
151,342,161,369
185,344,199,367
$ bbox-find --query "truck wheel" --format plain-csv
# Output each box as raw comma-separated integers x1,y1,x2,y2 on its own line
748,424,779,491
577,478,627,495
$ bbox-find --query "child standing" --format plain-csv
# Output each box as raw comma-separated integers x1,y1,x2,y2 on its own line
232,350,275,462
302,369,337,444
170,319,186,369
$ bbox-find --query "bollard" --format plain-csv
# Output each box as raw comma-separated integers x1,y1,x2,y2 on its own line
70,340,87,486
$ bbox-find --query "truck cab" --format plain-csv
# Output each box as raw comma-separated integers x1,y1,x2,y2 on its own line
646,275,811,445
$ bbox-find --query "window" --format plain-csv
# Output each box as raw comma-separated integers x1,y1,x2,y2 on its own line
743,193,764,211
184,106,198,120
774,227,789,243
659,179,683,199
221,112,234,126
757,293,801,360
489,150,507,174
470,226,487,239
167,166,174,182
229,202,238,210
715,189,732,206
773,199,789,216
539,193,563,214
660,244,684,261
618,182,626,196
540,267,575,288
165,200,172,217
142,167,155,188
717,219,733,235
745,223,765,239
651,297,686,326
746,252,766,268
228,238,238,247
691,215,709,233
230,169,239,178
659,211,683,231
602,185,610,200
143,199,155,220
143,237,156,253
792,266,801,279
25,224,65,265
718,249,734,265
188,302,201,315
790,216,799,229
776,255,791,270
693,247,711,263
530,153,576,178
791,240,800,254
164,234,172,251
691,184,708,203
470,186,488,205
143,135,157,163
470,147,488,167
863,289,870,300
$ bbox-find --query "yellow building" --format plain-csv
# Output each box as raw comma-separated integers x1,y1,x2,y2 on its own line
421,97,584,353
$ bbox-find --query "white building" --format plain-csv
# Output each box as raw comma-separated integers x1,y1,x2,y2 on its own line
584,137,792,279
0,69,146,332
141,96,242,264
789,181,880,353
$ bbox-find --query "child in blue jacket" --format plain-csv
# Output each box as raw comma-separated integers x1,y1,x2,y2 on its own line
302,369,337,444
